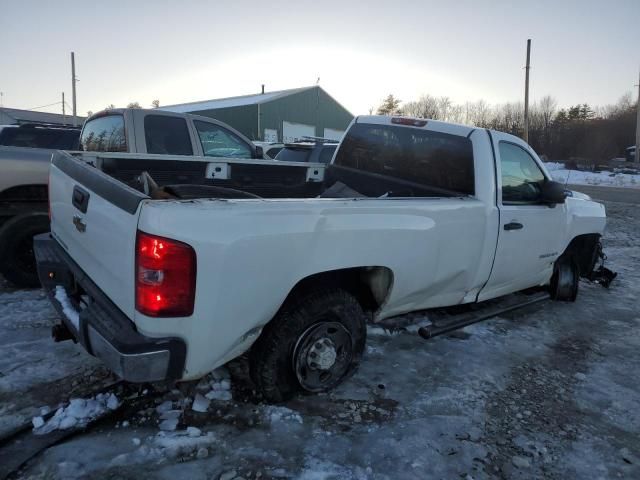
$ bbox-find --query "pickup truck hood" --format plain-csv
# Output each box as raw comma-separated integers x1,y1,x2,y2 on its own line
567,190,592,201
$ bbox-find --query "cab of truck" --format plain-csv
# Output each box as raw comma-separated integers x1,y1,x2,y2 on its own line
79,108,262,159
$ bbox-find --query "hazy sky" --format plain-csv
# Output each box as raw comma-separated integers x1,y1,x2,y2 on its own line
1,0,638,117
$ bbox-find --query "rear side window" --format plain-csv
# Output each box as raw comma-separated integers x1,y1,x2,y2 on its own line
0,128,79,149
193,120,252,158
275,147,311,162
145,115,193,155
334,123,474,195
80,115,127,152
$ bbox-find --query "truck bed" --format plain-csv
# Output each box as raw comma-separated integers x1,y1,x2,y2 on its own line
73,151,327,199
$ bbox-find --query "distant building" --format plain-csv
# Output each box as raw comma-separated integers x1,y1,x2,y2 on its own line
161,86,353,142
0,107,85,126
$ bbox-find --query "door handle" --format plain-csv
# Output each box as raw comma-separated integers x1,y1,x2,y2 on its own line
504,222,523,231
72,185,90,213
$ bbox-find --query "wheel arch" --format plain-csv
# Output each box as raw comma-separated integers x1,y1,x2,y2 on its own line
281,266,395,315
560,233,601,277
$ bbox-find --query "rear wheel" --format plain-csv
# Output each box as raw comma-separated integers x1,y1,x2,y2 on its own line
0,214,49,288
249,289,367,402
550,256,579,302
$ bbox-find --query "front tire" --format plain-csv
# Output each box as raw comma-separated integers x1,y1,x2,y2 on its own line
249,289,367,402
550,256,579,302
0,214,49,288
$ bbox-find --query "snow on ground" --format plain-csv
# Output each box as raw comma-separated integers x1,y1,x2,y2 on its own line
3,198,640,479
0,284,107,437
545,162,640,188
33,393,119,434
53,285,79,328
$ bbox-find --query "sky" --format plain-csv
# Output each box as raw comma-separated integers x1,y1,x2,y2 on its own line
1,0,638,117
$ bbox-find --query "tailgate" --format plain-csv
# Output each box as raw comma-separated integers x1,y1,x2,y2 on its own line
49,151,148,320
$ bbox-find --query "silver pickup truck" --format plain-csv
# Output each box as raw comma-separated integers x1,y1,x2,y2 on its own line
0,124,80,286
1,108,322,287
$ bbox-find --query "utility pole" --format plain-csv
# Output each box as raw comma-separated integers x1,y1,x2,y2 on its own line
71,52,78,126
635,68,639,163
523,39,531,143
62,92,66,125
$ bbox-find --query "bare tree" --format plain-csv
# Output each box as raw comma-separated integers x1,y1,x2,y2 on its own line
402,95,440,119
437,97,452,121
151,99,160,108
448,104,465,124
466,100,491,127
538,96,557,130
127,102,142,109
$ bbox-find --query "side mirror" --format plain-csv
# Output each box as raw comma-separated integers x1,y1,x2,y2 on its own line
254,145,264,159
540,180,567,205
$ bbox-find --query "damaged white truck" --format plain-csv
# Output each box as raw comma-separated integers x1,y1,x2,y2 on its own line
35,115,609,401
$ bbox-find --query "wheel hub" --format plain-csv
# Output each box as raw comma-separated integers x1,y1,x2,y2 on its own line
307,338,337,370
292,321,354,392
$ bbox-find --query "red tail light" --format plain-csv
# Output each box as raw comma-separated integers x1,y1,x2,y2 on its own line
135,231,196,317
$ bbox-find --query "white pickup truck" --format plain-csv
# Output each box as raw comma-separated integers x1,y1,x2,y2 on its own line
35,115,607,401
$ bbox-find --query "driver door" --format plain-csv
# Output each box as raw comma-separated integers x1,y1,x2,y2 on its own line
478,133,567,301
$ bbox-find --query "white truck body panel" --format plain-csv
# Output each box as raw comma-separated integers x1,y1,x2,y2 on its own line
48,160,140,319
43,115,607,382
135,196,496,376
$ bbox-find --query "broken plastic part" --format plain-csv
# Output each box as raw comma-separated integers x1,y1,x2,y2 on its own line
585,241,617,288
586,266,617,289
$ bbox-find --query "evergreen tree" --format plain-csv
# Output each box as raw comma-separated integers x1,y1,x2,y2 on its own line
376,94,402,116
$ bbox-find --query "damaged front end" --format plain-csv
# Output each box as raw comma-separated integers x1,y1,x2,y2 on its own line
584,241,617,288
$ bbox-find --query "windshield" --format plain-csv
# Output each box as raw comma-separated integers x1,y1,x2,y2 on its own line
193,120,252,159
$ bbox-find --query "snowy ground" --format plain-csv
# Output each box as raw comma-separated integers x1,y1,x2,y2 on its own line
1,199,639,479
545,162,640,188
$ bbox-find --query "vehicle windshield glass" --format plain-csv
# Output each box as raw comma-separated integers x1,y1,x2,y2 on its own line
275,147,312,162
333,123,475,196
193,120,252,158
0,127,79,149
80,115,127,152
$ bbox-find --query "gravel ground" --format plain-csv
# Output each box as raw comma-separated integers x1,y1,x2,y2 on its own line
2,199,638,480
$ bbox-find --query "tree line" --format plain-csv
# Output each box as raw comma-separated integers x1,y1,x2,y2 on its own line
376,93,638,162
86,99,159,117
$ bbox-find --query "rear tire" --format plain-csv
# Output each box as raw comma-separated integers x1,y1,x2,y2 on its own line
550,256,579,302
249,289,367,403
0,214,49,288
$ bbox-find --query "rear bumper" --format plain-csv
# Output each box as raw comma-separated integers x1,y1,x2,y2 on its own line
34,233,186,382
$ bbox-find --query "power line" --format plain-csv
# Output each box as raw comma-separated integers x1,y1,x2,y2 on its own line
25,101,64,111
